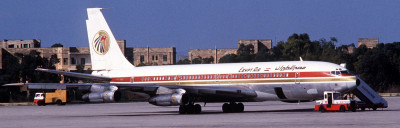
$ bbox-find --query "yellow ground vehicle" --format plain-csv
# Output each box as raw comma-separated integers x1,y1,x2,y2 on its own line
34,90,67,106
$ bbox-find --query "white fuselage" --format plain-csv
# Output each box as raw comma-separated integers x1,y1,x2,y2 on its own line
92,61,357,102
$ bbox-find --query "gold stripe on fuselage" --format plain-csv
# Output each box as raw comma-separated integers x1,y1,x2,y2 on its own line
119,76,357,85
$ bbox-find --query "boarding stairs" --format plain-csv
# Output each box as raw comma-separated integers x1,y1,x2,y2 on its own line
351,76,388,110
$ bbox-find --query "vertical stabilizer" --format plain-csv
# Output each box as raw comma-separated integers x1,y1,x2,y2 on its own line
86,8,134,71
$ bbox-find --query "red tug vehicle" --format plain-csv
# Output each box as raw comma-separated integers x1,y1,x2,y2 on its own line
314,91,356,112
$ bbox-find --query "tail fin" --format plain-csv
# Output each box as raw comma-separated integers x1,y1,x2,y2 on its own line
86,8,134,71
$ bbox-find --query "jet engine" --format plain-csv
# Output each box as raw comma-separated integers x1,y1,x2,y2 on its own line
82,85,121,102
148,89,188,106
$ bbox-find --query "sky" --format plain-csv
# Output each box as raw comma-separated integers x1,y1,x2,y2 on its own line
1,0,399,56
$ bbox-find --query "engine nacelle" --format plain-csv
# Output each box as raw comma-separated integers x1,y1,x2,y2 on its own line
82,90,121,102
90,84,118,92
82,85,121,102
148,93,188,106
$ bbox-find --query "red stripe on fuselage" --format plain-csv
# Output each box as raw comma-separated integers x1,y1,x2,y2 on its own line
110,71,348,83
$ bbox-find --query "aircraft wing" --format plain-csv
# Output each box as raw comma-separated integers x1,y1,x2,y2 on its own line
35,68,111,82
4,82,257,101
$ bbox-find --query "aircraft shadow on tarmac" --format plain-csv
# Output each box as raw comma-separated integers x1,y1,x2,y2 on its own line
91,108,316,117
68,108,394,118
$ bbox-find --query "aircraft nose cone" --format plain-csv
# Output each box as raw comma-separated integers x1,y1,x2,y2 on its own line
346,77,358,90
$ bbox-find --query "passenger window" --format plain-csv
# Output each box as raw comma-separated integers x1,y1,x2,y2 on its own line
336,71,341,75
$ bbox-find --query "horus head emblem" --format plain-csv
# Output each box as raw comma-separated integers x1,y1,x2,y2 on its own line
92,30,110,55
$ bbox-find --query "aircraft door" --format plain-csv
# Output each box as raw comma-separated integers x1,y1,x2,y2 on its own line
295,72,300,84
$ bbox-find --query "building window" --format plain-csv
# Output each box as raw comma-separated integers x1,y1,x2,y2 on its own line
155,56,158,60
152,56,155,60
140,55,145,63
71,58,76,65
81,58,85,65
63,58,68,65
163,55,167,62
8,44,14,48
24,44,28,48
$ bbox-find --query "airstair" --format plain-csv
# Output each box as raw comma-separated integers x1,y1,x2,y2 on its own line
351,76,388,110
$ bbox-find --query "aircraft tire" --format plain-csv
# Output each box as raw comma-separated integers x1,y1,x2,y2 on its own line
222,102,244,113
179,105,186,114
237,102,244,112
179,104,201,114
194,104,201,114
222,103,230,113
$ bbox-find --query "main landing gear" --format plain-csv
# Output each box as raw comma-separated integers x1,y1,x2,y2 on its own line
179,97,201,114
179,104,202,114
222,102,244,113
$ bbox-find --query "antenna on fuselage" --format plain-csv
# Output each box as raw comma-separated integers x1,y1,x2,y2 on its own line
299,57,303,62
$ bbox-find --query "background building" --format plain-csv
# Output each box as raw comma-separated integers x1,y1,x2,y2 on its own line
1,39,176,72
127,47,176,66
358,38,378,49
0,39,41,49
189,39,272,63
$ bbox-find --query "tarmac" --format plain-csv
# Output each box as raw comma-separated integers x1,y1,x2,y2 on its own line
0,97,399,128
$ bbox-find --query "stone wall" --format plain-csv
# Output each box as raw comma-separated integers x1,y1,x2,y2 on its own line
238,39,272,53
132,47,176,66
188,39,272,63
0,39,40,48
358,38,378,49
188,48,237,63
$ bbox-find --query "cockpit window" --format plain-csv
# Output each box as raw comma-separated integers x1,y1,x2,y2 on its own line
340,70,350,75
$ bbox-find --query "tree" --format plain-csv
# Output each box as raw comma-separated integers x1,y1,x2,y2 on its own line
191,57,202,64
177,59,191,64
219,54,238,63
202,56,214,64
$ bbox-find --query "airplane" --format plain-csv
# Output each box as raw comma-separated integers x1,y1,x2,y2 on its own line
7,8,359,114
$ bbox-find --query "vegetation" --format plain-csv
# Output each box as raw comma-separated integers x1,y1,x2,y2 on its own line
219,33,400,92
0,33,399,102
0,50,61,102
177,56,214,64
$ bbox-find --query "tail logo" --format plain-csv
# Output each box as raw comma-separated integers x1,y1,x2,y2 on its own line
92,30,110,55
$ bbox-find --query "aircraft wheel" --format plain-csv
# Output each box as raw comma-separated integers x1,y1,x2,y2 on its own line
222,103,230,113
179,104,202,114
237,102,244,112
179,105,186,114
372,107,377,111
222,102,244,113
194,104,202,114
361,107,365,111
